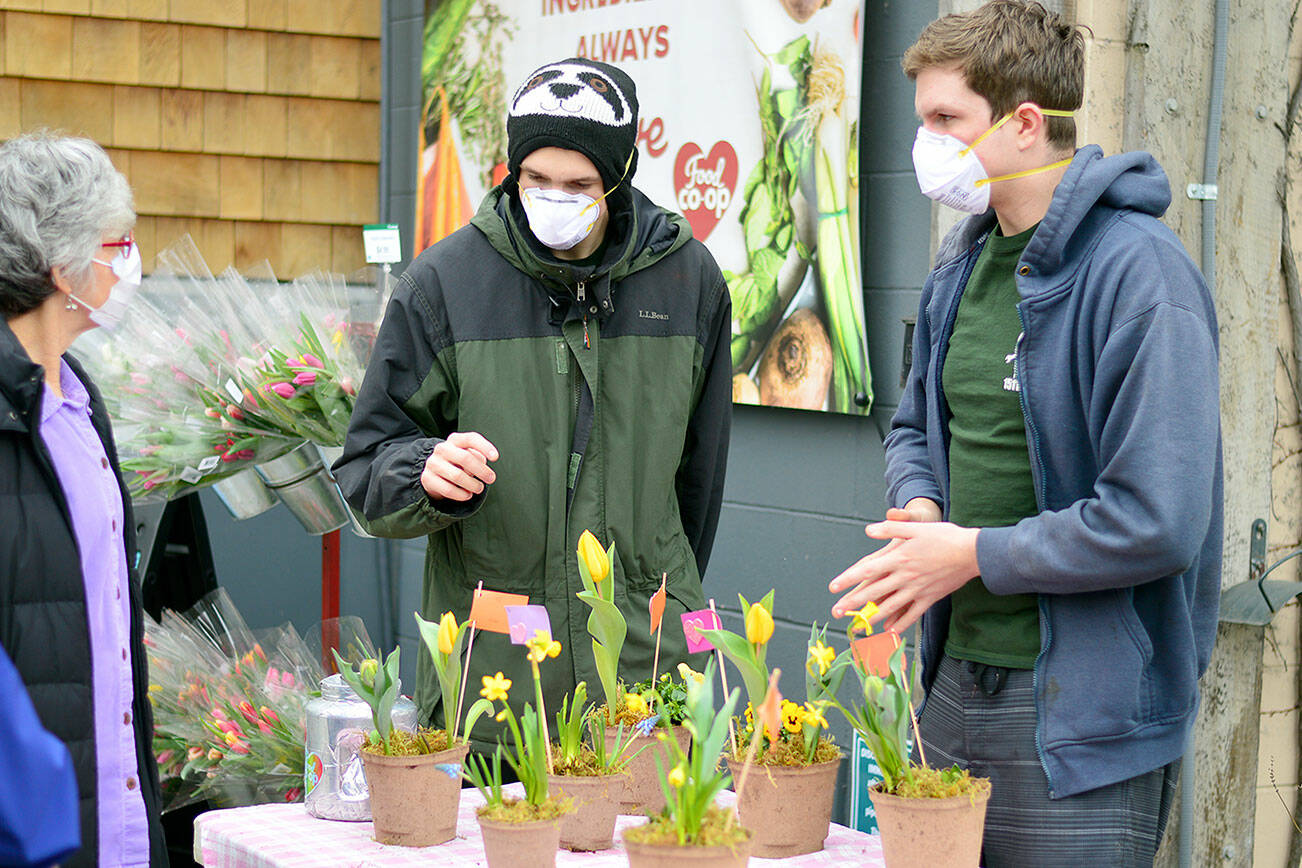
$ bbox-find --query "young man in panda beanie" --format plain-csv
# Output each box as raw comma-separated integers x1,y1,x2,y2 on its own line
336,58,732,754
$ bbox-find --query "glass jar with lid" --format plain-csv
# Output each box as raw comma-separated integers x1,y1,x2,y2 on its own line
303,672,418,820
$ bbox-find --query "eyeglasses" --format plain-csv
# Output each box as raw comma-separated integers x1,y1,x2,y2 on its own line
101,234,135,250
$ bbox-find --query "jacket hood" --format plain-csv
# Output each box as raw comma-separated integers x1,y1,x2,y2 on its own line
936,145,1173,277
470,179,693,295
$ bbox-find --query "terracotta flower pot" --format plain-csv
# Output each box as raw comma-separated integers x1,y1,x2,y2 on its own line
477,814,564,868
547,771,621,850
868,781,991,868
607,724,691,814
725,755,841,857
623,833,752,868
360,742,467,847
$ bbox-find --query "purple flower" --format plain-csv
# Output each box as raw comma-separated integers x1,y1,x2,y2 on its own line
292,371,317,387
269,382,295,399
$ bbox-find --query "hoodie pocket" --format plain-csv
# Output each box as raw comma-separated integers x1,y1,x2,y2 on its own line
1041,588,1153,745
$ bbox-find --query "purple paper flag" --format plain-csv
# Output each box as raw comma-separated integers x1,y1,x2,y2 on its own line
680,609,722,653
504,605,552,646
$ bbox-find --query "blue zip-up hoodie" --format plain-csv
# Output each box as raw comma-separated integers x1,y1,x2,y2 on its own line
886,145,1223,799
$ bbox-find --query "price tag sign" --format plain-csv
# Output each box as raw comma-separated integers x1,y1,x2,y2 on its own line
362,224,402,264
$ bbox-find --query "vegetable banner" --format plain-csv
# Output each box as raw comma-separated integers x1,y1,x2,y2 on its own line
417,0,871,415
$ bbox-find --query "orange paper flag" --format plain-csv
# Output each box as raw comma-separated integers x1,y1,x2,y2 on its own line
469,587,529,634
755,670,784,743
648,574,667,635
851,630,903,677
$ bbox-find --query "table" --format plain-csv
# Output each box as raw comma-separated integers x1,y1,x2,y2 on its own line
194,786,885,866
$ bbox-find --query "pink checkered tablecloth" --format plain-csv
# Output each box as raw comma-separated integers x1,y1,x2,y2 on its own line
194,785,885,866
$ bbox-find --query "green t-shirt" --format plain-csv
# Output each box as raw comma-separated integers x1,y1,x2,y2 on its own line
940,224,1041,669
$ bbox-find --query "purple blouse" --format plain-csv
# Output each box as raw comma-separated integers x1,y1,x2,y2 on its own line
39,359,149,867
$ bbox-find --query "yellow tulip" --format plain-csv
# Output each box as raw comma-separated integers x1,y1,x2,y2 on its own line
436,611,458,656
577,530,610,585
480,671,512,702
358,658,378,684
745,602,774,645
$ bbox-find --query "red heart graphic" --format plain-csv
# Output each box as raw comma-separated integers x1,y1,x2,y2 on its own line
673,141,738,242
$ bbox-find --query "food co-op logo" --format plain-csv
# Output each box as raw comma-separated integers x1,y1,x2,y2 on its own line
673,141,738,242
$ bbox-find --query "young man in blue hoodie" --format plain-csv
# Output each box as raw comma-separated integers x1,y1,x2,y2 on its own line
828,2,1222,864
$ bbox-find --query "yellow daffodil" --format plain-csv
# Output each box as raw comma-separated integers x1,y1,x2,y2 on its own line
802,702,829,729
624,692,649,718
495,709,509,722
525,629,562,663
745,602,775,645
667,764,686,788
480,671,512,702
577,530,611,585
677,662,706,685
436,611,458,656
849,603,879,635
808,640,836,677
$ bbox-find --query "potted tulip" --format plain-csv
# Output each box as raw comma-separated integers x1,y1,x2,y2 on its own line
621,659,751,867
696,592,843,857
332,614,492,847
546,681,640,850
463,629,574,867
574,528,690,814
817,605,991,868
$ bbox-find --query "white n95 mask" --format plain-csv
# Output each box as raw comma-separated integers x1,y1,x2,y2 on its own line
911,108,1077,215
520,187,602,251
912,126,993,215
71,240,143,332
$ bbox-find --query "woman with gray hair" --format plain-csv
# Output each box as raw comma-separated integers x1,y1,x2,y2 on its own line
0,132,167,866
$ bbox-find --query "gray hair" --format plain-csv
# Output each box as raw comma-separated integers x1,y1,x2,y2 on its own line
0,131,135,317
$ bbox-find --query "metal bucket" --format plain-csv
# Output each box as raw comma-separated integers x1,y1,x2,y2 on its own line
254,442,350,535
316,445,375,540
212,468,279,519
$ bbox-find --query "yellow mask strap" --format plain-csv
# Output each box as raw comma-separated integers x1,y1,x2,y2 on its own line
958,107,1075,158
580,147,637,217
977,156,1073,187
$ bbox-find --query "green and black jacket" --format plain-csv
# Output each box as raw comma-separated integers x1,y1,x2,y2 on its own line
334,181,731,752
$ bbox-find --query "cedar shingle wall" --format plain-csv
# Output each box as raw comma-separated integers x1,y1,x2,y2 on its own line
0,1,381,278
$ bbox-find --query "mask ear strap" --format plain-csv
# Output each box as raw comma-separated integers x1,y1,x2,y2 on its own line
958,107,1075,157
582,147,637,216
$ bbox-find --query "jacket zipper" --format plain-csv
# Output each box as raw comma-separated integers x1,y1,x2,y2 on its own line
1015,297,1056,798
577,281,590,348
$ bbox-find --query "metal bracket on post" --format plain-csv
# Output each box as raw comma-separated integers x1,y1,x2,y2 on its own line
1186,183,1218,200
1220,518,1302,625
1249,518,1266,581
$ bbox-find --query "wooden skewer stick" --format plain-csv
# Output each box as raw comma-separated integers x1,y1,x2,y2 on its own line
708,598,737,755
452,580,482,740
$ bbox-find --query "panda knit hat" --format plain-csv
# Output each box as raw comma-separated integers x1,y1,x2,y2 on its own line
506,58,639,195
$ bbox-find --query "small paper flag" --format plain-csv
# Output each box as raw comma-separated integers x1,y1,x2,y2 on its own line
469,587,529,634
756,671,784,742
648,575,667,636
851,630,903,677
680,609,722,653
504,605,552,646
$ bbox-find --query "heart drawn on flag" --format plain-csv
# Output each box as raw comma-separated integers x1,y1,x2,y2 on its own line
673,141,738,242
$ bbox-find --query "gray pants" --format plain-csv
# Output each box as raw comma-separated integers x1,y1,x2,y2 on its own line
917,654,1178,868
